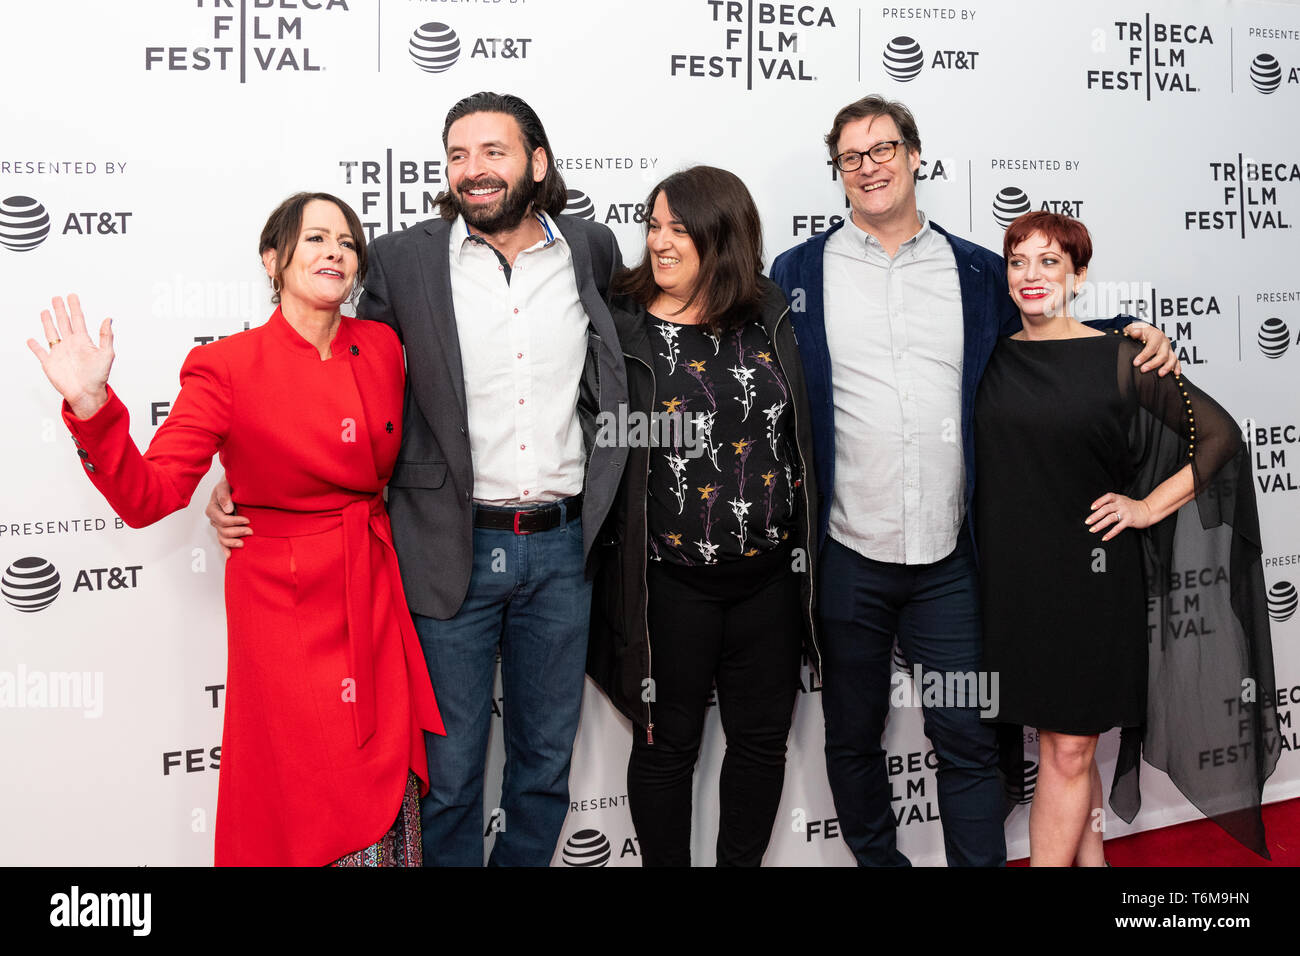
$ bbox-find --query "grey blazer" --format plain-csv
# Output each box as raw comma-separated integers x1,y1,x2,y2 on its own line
357,214,629,620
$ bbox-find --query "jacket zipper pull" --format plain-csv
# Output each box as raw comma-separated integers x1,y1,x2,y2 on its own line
646,723,654,745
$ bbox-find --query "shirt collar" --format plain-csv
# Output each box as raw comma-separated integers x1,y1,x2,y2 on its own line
451,210,568,262
841,209,931,257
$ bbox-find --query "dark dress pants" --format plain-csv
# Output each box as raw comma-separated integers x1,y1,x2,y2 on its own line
818,533,1005,867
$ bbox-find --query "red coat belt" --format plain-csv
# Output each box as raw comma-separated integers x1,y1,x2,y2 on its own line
237,494,438,748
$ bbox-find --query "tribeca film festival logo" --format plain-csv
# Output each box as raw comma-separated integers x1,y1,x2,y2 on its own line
337,151,445,239
670,1,837,88
0,196,132,253
1184,156,1297,237
161,685,224,780
144,0,352,80
1085,15,1213,97
1115,285,1222,367
1148,565,1231,641
1247,419,1300,494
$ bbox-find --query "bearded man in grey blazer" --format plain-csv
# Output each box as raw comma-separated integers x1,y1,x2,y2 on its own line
213,91,628,867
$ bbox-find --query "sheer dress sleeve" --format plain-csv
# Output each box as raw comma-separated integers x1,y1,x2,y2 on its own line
1109,333,1279,857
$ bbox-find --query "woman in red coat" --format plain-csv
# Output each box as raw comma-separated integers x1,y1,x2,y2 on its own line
26,193,445,866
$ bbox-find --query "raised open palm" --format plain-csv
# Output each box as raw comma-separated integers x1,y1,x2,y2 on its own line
27,294,115,419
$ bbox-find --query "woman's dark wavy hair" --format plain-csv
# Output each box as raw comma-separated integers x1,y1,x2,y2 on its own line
434,91,568,220
258,191,367,304
614,166,765,336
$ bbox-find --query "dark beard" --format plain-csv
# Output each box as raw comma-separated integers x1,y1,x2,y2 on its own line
451,169,540,235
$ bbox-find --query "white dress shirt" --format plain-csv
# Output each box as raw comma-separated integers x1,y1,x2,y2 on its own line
823,211,965,565
448,212,588,504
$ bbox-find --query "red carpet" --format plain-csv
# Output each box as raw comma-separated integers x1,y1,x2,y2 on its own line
1009,796,1300,866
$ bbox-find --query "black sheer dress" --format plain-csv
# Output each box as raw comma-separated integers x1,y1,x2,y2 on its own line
975,327,1279,856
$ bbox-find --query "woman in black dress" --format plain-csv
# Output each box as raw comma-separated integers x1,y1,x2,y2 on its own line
975,212,1278,865
586,166,819,866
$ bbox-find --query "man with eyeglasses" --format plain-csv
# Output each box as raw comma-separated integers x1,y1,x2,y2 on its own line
769,94,1176,867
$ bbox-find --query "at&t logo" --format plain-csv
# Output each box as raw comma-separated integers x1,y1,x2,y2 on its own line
1251,53,1282,93
1248,48,1300,94
563,190,595,221
881,36,978,82
2,557,62,613
1258,318,1294,358
2,556,143,611
992,187,1085,228
563,187,649,226
1017,759,1039,804
409,23,460,73
992,187,1030,228
0,197,51,252
0,196,132,253
407,21,530,73
1269,581,1297,622
561,829,611,867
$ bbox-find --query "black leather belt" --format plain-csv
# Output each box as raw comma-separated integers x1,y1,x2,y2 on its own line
473,494,583,535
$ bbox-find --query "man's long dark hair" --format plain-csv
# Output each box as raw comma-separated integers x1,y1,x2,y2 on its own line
434,91,568,221
614,166,765,336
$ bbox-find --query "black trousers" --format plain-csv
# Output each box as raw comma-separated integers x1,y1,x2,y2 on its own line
628,545,803,866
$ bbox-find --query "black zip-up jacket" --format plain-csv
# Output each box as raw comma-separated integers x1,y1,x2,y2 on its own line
586,276,821,738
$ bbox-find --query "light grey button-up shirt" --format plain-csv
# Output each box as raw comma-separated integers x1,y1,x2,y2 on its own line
823,211,966,565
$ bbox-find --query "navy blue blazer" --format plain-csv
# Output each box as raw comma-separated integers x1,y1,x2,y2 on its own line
769,218,1119,555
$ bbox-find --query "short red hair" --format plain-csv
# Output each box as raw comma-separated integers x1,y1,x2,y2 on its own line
1002,211,1093,271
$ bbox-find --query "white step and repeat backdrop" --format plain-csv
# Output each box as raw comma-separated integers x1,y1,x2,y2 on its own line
2,0,1299,866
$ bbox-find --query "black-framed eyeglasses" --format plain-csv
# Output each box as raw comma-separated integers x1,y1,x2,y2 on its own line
834,141,905,172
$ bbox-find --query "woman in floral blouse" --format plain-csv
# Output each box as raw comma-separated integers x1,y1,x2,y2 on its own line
587,166,820,866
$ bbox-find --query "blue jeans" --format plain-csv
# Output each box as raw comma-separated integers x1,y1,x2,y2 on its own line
413,504,590,866
818,532,1005,867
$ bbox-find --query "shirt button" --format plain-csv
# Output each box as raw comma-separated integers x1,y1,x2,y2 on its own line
518,399,525,405
520,444,526,451
523,489,530,496
517,353,523,359
513,308,519,314
349,345,359,356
